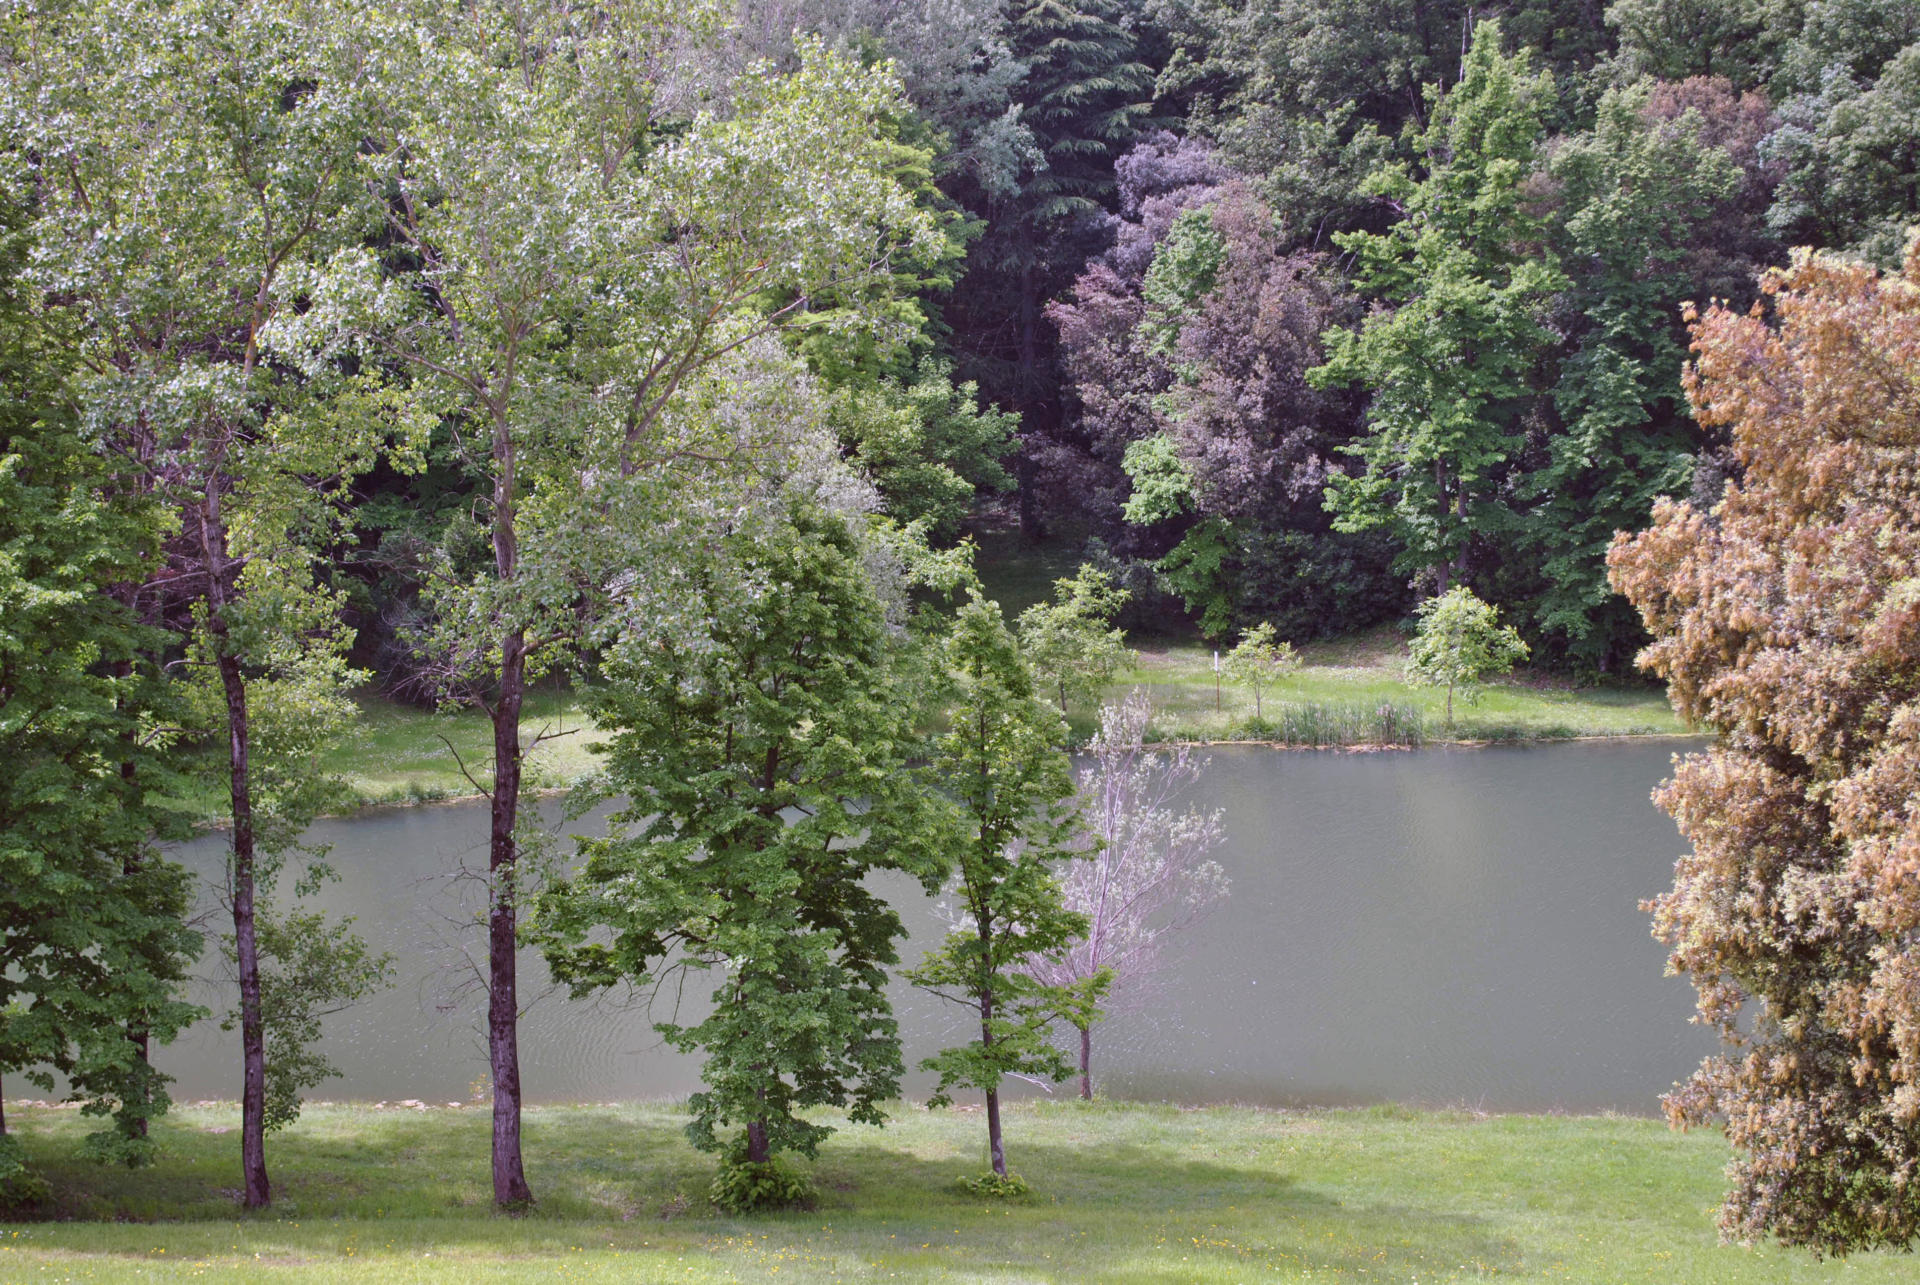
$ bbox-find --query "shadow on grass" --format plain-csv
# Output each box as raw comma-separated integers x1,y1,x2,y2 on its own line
6,1104,1524,1282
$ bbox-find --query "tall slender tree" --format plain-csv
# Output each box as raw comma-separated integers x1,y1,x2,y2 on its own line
1019,691,1226,1100
911,596,1105,1182
333,1,938,1205
5,0,401,1208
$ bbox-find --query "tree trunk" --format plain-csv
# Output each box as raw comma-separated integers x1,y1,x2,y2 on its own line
197,498,269,1211
488,633,533,1208
745,1119,771,1165
1015,259,1046,542
985,1088,1006,1177
1078,1025,1093,1101
980,981,1006,1176
216,647,269,1211
114,656,151,1142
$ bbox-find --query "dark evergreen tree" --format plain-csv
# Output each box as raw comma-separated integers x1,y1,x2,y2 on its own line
944,0,1157,532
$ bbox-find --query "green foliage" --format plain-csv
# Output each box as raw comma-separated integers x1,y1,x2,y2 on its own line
227,898,393,1134
1153,519,1236,639
1119,435,1196,527
1221,622,1298,718
1517,83,1739,670
1014,566,1134,716
540,501,945,1165
827,359,1016,541
960,1169,1032,1198
709,1154,818,1214
1312,23,1564,593
1139,207,1226,361
1605,0,1772,87
1002,0,1158,229
0,1135,50,1210
1407,588,1529,724
0,180,203,1172
1768,44,1920,265
910,597,1107,1165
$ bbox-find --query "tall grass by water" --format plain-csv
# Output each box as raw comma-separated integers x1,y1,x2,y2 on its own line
1243,699,1427,748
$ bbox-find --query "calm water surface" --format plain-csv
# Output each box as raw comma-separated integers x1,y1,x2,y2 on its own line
154,740,1713,1114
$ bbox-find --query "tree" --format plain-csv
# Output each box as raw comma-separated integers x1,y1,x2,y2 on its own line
1517,82,1741,670
943,0,1157,533
1767,43,1920,267
5,0,401,1208
1222,622,1298,720
1311,22,1564,596
825,358,1017,542
1407,587,1528,726
329,4,937,1207
1607,242,1920,1254
1605,0,1771,87
1015,566,1133,717
1046,140,1402,641
0,187,202,1192
910,596,1106,1182
539,498,944,1206
1020,691,1226,1098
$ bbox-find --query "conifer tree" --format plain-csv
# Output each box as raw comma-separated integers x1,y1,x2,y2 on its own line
945,0,1156,524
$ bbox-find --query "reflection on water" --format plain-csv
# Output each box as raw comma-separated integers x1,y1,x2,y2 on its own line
152,740,1713,1114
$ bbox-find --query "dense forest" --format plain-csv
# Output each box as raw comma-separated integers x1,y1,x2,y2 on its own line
5,0,1920,1261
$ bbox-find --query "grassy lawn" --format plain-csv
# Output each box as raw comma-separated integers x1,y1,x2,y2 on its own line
0,1100,1907,1282
165,633,1680,826
316,687,603,809
169,686,604,823
1107,628,1687,745
969,528,1685,745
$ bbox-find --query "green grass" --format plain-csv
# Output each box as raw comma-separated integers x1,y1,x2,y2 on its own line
172,686,603,824
0,1100,1909,1281
317,687,603,808
167,629,1680,826
1103,628,1687,745
968,520,1086,622
968,530,1685,746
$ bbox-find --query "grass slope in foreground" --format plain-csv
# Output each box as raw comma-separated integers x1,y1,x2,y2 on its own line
0,1100,1909,1282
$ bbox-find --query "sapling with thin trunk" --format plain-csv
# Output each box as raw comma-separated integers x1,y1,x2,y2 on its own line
1019,691,1227,1099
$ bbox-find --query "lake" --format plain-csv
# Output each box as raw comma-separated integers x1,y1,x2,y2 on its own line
154,739,1714,1114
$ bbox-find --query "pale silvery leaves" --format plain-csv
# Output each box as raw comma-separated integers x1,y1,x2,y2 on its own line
5,0,394,494
667,0,1031,183
1022,691,1228,1017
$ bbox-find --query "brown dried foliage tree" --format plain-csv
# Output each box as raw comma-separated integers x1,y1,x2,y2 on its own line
1609,240,1920,1254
